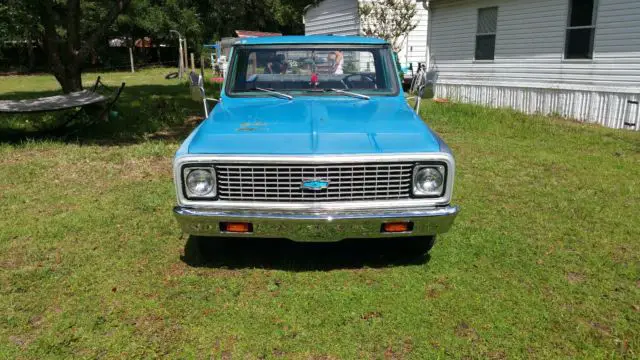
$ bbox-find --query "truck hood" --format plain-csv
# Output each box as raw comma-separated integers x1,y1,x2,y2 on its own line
187,97,442,155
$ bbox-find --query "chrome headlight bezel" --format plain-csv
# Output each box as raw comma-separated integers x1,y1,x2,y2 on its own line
182,166,217,199
412,164,447,198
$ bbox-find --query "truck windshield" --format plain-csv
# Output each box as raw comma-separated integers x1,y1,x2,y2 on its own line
226,45,399,97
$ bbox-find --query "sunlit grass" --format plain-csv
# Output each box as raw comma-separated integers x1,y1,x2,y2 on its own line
0,68,220,140
0,71,639,358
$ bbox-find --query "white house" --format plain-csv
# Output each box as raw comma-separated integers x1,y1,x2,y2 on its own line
303,0,431,70
429,0,640,130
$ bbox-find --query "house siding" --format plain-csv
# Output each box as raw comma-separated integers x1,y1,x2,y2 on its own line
430,0,640,130
304,1,431,68
304,0,360,36
397,2,430,67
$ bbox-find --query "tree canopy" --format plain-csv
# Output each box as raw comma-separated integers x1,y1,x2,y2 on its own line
359,0,418,52
1,0,317,92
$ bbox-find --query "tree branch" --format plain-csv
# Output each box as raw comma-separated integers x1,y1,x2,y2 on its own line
40,0,66,79
81,0,133,56
358,0,417,52
67,0,81,63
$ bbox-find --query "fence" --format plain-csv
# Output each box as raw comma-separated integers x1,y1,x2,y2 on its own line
0,44,183,73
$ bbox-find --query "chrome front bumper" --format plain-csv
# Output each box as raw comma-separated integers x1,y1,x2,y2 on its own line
173,205,459,242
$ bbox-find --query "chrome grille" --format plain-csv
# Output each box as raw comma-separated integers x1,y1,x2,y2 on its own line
217,163,414,202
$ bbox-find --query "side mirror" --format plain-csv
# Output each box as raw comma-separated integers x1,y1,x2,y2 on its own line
189,72,220,118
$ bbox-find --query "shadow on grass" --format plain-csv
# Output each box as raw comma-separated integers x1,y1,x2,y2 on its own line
0,81,219,144
181,235,431,271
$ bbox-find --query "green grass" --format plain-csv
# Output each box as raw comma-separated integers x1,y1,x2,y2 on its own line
0,68,220,141
1,70,639,359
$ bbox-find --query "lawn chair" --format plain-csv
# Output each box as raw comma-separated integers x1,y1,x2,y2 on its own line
0,76,125,128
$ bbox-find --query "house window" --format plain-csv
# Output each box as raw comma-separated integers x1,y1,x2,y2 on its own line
565,0,598,59
475,7,498,60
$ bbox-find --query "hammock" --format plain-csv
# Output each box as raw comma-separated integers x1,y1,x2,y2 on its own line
0,76,125,114
0,90,108,113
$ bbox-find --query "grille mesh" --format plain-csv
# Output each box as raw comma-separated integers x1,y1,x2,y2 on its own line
216,163,414,202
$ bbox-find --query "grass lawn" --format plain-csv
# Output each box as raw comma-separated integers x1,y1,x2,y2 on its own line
0,68,219,141
1,69,639,359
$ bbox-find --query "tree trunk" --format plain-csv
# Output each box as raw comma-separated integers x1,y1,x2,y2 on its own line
39,0,132,93
42,36,84,93
52,63,83,93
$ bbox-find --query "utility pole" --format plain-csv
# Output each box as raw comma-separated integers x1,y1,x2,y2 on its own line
170,30,184,79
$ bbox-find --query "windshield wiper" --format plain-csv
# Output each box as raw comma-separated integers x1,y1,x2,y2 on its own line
252,87,293,100
328,88,370,100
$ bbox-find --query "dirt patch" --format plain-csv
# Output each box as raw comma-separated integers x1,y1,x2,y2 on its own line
29,314,44,328
192,268,243,279
47,155,173,189
485,350,507,360
211,335,238,359
8,335,33,348
425,277,453,299
361,311,382,321
119,156,173,181
454,322,480,341
0,147,65,165
589,321,612,338
0,253,26,270
611,245,635,264
381,338,414,359
132,314,183,347
566,272,586,284
0,237,29,270
272,348,286,357
163,262,187,280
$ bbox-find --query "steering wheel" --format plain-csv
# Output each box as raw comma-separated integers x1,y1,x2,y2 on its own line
342,74,377,89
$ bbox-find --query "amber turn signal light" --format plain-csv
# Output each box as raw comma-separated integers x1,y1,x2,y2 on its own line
382,222,413,233
221,222,253,233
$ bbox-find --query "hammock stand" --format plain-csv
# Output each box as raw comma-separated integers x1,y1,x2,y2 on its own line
0,76,126,129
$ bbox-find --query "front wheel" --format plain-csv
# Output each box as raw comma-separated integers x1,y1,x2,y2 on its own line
396,236,436,254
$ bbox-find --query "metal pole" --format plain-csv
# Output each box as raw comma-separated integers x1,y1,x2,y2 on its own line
178,39,184,79
128,46,135,73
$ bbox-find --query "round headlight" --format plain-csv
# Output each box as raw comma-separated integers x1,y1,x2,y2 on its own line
414,166,444,196
186,169,215,197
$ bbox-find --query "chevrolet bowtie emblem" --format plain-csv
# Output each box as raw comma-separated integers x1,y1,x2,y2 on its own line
301,179,330,191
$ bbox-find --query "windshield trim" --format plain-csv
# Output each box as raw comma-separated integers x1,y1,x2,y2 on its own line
223,43,400,99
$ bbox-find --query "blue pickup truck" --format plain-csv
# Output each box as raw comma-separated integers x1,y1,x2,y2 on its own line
173,35,458,253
